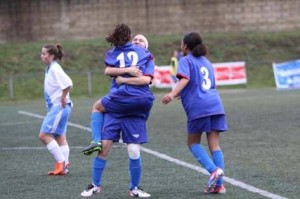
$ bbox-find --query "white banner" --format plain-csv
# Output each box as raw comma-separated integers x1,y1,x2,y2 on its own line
273,59,300,89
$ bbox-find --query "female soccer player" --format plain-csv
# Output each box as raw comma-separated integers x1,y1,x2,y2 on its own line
81,33,151,155
162,32,227,194
81,24,154,198
39,44,73,175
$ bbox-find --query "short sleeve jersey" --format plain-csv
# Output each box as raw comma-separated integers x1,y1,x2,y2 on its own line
44,61,73,108
105,42,155,98
176,53,225,121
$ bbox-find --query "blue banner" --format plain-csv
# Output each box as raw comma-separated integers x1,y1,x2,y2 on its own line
273,60,300,89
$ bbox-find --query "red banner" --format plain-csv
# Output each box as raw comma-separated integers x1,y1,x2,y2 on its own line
153,62,247,88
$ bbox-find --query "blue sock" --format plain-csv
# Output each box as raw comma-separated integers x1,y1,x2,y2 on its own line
92,157,106,186
212,150,224,187
129,158,141,189
91,112,104,142
190,144,217,173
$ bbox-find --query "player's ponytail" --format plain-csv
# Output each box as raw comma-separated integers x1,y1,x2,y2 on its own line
183,32,207,57
44,43,64,61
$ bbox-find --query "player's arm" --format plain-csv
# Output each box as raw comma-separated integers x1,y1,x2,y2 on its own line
61,86,71,108
115,75,151,86
104,65,142,77
161,77,189,104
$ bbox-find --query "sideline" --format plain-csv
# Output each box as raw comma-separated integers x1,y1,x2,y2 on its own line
18,110,288,199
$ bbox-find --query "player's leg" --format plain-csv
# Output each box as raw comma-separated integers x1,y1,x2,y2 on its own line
81,140,113,197
187,117,223,190
39,106,66,175
206,115,227,194
81,114,121,197
82,99,105,155
122,117,151,198
54,104,72,174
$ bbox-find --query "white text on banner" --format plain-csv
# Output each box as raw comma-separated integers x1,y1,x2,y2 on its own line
273,59,300,89
153,61,247,88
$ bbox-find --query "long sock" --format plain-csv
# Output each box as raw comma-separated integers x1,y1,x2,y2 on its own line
91,112,104,142
129,158,142,189
46,140,65,163
92,157,106,187
60,145,70,165
190,144,216,173
212,150,224,187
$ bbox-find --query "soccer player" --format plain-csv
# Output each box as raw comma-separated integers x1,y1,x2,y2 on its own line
81,33,151,155
81,24,154,198
162,32,227,194
39,44,73,175
82,34,151,155
169,49,179,89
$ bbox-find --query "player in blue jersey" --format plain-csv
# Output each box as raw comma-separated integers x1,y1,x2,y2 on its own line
81,33,151,156
39,44,73,175
162,32,227,194
81,24,153,198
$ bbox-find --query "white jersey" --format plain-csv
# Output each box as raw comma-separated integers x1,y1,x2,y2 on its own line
44,61,73,108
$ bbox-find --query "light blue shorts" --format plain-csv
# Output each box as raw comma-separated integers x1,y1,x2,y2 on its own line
187,114,228,134
40,104,72,136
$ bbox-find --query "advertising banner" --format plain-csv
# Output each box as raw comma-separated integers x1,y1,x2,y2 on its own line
153,61,247,88
213,61,247,86
273,60,300,89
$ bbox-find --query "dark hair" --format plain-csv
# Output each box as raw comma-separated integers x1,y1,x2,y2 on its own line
43,44,64,60
106,24,131,46
183,32,207,57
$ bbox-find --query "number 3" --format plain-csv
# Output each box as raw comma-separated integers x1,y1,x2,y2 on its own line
200,66,211,90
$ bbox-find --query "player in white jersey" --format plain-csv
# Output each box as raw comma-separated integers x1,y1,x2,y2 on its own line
39,44,73,175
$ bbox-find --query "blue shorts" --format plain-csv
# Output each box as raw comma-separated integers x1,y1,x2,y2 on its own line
101,95,154,119
102,113,148,144
187,114,227,134
40,105,72,136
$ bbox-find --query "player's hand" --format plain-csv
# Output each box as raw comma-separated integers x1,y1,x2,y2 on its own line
61,97,67,108
127,66,142,77
161,93,175,104
115,76,125,85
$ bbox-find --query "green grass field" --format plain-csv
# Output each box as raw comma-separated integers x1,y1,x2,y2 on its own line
0,88,299,199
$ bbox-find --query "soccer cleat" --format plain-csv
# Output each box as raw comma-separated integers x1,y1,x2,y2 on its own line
204,185,226,194
81,183,101,197
129,186,151,198
48,162,65,175
62,162,70,175
206,168,224,189
82,141,102,156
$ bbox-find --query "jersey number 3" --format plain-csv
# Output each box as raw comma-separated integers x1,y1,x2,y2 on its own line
200,66,212,90
116,51,139,68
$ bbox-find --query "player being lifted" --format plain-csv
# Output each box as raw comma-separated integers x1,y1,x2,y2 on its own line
81,24,154,198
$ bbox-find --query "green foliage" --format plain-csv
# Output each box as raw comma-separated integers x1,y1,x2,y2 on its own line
0,31,300,100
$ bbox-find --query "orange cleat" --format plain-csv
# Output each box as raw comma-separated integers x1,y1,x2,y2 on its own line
48,162,65,175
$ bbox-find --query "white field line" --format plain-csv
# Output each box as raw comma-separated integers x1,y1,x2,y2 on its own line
17,110,288,199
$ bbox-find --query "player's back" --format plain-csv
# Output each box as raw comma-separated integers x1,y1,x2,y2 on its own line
105,42,150,70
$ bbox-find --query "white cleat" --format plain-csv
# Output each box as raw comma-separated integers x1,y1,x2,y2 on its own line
129,186,151,198
81,183,101,197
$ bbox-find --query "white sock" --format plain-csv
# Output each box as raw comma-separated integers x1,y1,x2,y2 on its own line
60,145,70,165
46,140,65,163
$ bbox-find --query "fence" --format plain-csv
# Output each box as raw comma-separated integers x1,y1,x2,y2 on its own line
0,70,112,100
0,62,277,101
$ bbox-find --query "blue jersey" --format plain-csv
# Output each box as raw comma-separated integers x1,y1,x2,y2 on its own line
105,42,155,99
176,53,225,121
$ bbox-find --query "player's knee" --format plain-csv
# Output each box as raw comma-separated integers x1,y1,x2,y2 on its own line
127,144,140,159
93,100,105,112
